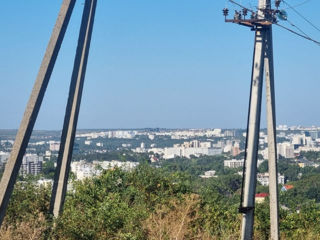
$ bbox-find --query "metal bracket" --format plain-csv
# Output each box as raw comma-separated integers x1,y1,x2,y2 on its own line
238,206,255,214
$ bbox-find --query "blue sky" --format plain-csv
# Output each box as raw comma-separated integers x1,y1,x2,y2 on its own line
0,0,319,130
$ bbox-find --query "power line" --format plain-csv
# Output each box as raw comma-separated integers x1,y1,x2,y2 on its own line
275,22,320,45
286,18,311,40
229,0,254,12
282,0,320,33
283,0,311,10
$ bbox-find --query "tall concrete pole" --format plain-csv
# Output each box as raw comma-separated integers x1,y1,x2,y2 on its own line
50,0,97,218
241,28,265,240
240,1,266,239
264,25,280,240
0,0,76,227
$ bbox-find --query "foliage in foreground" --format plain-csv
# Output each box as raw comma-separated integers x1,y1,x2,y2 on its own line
1,164,320,239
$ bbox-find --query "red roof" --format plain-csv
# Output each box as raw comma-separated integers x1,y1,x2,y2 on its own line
284,185,294,190
255,193,269,198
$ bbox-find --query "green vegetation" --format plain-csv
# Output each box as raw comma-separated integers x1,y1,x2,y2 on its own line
0,165,242,239
159,155,239,176
300,151,320,163
2,155,320,239
42,160,56,179
258,158,320,182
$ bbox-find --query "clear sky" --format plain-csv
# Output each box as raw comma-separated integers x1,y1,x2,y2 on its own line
0,0,319,130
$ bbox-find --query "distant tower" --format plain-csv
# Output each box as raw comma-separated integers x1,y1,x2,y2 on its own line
232,142,240,156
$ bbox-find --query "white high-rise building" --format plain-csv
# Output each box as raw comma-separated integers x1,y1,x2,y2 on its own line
0,151,10,163
257,172,285,186
162,140,222,159
0,152,10,169
292,135,306,145
224,159,244,168
21,154,43,176
224,159,264,168
277,142,294,159
49,141,60,151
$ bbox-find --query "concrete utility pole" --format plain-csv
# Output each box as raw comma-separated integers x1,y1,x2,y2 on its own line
224,0,279,239
241,23,265,239
0,0,76,227
50,0,97,217
264,25,279,240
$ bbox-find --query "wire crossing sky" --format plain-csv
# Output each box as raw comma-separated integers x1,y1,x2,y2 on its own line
0,0,319,130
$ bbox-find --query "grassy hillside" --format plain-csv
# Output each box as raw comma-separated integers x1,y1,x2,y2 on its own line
1,164,320,239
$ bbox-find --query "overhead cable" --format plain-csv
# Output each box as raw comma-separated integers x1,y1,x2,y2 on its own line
282,0,320,33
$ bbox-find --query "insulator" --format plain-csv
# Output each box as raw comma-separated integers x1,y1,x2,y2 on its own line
234,10,242,20
250,12,256,19
273,15,277,23
223,8,229,17
275,0,281,8
277,10,288,21
242,8,248,16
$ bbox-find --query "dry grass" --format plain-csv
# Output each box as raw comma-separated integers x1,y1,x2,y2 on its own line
143,193,242,240
0,213,47,240
144,194,202,240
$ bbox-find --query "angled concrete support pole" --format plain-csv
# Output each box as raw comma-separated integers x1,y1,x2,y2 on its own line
0,0,76,227
240,27,265,240
50,0,97,218
265,26,279,240
239,0,279,238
